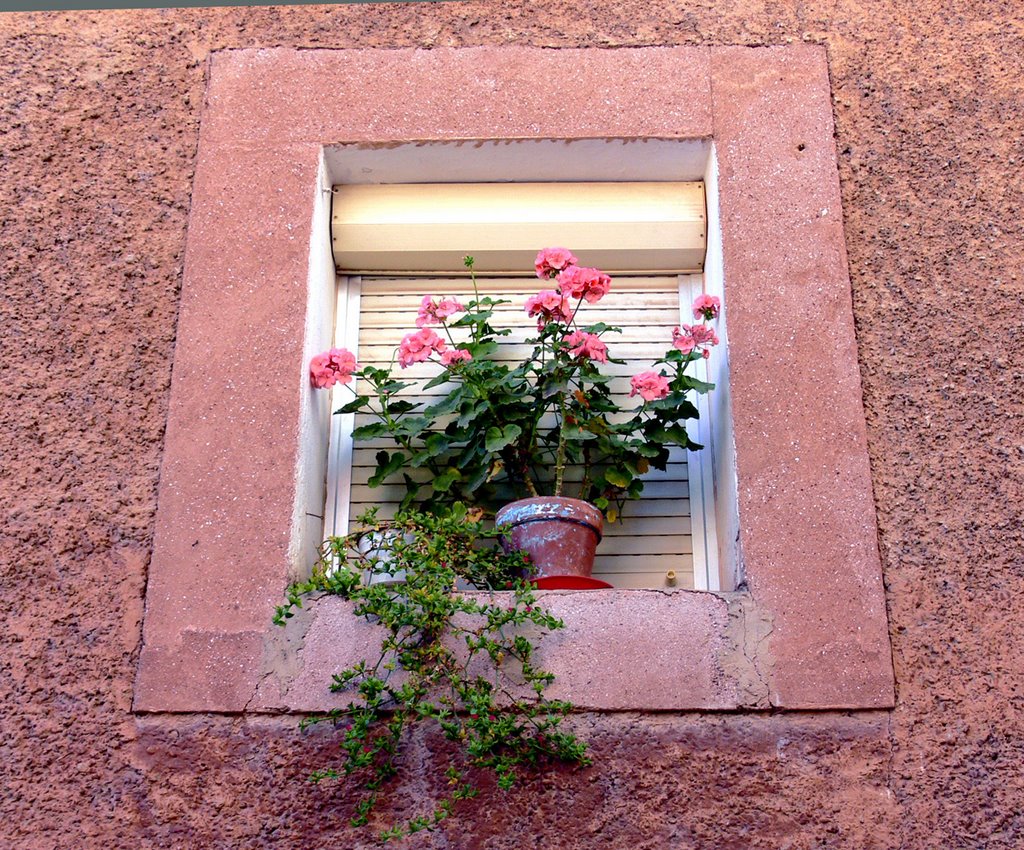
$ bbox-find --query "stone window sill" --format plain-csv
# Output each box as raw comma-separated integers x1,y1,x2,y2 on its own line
134,45,894,714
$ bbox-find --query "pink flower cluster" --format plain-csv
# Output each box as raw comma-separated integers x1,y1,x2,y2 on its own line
398,328,446,368
396,329,473,369
310,347,360,389
440,349,472,366
672,323,720,359
525,289,573,330
535,247,578,279
672,296,721,358
529,248,612,329
416,295,467,328
692,294,721,321
627,293,721,402
557,265,612,304
630,371,670,401
564,330,608,363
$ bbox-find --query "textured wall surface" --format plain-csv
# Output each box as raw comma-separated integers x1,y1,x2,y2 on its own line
0,2,1021,848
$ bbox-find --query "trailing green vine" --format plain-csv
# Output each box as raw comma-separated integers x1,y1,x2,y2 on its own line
275,507,590,841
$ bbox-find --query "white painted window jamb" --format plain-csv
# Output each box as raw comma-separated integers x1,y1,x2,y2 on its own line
681,272,721,592
323,275,362,541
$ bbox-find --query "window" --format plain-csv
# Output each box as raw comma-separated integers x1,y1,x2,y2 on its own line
135,45,894,713
322,182,722,590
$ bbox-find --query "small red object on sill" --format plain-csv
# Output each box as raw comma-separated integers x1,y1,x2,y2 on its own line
531,575,614,590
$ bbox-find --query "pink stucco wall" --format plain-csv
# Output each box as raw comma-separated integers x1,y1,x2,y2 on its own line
1,3,1022,848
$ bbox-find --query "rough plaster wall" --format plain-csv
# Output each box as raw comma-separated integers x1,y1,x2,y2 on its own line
0,2,1021,848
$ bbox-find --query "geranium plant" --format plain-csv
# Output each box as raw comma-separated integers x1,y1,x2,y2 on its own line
274,507,589,841
311,248,720,520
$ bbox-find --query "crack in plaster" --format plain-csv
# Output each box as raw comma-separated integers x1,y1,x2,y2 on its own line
247,595,324,711
723,593,773,708
243,669,277,714
884,710,906,850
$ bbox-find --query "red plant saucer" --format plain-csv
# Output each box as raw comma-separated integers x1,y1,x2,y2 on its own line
531,575,614,590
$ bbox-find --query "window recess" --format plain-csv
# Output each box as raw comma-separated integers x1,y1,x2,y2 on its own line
325,182,720,591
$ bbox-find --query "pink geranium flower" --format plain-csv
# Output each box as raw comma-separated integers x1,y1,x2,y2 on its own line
416,295,467,328
672,324,719,358
525,289,573,329
671,326,696,356
397,328,446,368
629,371,670,402
557,266,612,304
534,247,578,279
563,331,608,363
440,349,473,366
690,324,719,346
692,294,721,320
310,347,360,389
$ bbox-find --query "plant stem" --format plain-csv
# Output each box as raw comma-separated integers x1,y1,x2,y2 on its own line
523,472,540,497
468,262,482,343
579,445,592,502
553,395,567,497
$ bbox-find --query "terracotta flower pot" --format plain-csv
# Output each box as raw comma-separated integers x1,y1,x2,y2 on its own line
495,497,611,588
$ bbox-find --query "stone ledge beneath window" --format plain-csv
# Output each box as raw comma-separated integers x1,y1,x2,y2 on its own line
134,44,895,714
254,590,767,714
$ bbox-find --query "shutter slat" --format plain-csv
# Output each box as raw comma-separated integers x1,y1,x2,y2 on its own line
592,564,695,590
595,534,692,556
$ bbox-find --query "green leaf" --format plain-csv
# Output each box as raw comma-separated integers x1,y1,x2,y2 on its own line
484,424,522,453
683,377,716,394
387,400,416,415
432,468,463,492
450,313,492,331
659,424,691,447
456,400,487,429
462,461,491,492
401,472,422,501
604,468,631,488
368,451,408,487
423,373,452,391
581,322,620,335
380,380,413,394
465,340,499,359
352,422,389,440
335,397,369,414
424,393,462,418
541,380,568,399
408,449,432,468
395,416,431,438
424,432,449,456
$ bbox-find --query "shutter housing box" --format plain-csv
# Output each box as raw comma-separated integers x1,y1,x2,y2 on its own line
332,182,706,274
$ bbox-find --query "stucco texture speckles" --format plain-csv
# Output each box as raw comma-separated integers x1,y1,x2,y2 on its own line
1,2,1023,848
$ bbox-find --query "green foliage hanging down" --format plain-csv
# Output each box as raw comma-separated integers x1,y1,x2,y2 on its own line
274,508,591,842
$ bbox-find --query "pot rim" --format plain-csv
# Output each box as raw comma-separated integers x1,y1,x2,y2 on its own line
494,497,604,542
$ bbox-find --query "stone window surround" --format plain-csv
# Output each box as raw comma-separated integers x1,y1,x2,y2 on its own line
134,44,895,714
